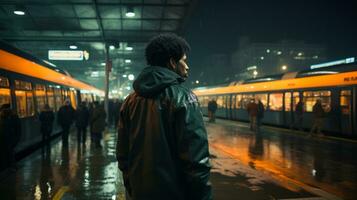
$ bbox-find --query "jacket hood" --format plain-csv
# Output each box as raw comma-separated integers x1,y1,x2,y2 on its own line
133,66,184,97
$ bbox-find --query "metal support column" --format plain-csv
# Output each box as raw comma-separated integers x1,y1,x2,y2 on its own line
104,44,110,122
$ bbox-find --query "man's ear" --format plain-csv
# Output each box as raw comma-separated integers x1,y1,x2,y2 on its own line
168,58,176,70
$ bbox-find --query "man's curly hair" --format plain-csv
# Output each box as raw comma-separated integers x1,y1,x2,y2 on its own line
145,33,190,67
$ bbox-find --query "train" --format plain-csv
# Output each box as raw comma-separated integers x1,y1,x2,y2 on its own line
0,40,104,157
193,63,357,138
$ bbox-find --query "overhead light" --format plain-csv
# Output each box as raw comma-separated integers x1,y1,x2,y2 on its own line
128,74,135,80
101,62,106,66
122,74,127,78
282,65,287,70
69,45,77,49
125,59,131,63
109,45,115,50
125,46,133,51
14,6,25,15
126,6,135,17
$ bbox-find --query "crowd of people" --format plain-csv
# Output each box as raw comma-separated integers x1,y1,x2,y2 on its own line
0,98,124,173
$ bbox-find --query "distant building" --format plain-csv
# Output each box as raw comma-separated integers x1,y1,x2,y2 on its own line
231,38,327,79
194,53,231,86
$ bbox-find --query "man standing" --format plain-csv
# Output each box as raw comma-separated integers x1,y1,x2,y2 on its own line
90,101,106,148
310,99,325,136
208,99,218,122
291,100,304,131
256,100,265,133
117,34,212,200
58,99,75,145
75,102,90,144
247,99,258,131
0,104,21,171
39,104,55,144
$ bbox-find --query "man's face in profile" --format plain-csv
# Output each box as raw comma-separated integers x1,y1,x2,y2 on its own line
176,54,189,78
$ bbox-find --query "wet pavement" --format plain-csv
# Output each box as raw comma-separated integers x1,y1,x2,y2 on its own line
207,119,357,200
0,128,125,200
0,119,356,199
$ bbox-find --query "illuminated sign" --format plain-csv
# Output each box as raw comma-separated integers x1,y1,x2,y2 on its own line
247,65,257,71
311,57,355,69
48,50,84,60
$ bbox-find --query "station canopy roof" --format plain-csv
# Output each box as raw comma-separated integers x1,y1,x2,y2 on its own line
0,0,198,89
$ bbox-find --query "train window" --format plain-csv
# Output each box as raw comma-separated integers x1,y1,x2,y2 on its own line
222,95,228,108
235,94,242,109
62,89,70,101
269,93,283,111
54,88,63,111
15,90,35,118
35,84,47,112
0,77,11,107
292,92,300,111
216,96,224,108
15,80,32,90
0,88,11,106
303,90,331,112
242,94,254,109
340,90,351,115
46,87,55,111
255,93,268,109
0,76,10,88
285,93,292,111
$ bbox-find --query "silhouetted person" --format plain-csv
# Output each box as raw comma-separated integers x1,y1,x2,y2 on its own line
39,104,55,144
0,103,21,171
75,102,90,144
117,34,212,200
257,100,265,132
88,102,95,142
108,99,115,127
208,99,218,122
113,99,122,128
57,99,75,145
247,99,258,131
90,101,106,148
310,99,325,136
291,100,304,131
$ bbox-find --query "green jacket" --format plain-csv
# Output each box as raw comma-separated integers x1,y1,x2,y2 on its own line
117,66,212,200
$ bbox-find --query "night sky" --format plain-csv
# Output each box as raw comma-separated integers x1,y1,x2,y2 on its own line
184,0,357,78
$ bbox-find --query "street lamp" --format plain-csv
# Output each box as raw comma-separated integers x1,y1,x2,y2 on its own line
253,70,258,78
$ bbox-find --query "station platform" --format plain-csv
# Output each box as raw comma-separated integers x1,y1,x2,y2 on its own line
0,119,356,200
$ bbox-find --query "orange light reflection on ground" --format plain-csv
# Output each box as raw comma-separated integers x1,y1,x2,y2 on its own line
209,136,349,199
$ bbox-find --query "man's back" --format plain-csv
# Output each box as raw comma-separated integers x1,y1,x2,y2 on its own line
117,66,211,200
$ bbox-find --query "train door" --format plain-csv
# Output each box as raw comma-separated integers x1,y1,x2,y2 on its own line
224,95,229,119
283,92,292,127
231,94,235,120
339,89,353,135
351,86,357,138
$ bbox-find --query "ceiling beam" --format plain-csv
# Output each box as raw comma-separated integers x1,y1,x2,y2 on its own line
0,2,188,7
1,35,153,42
